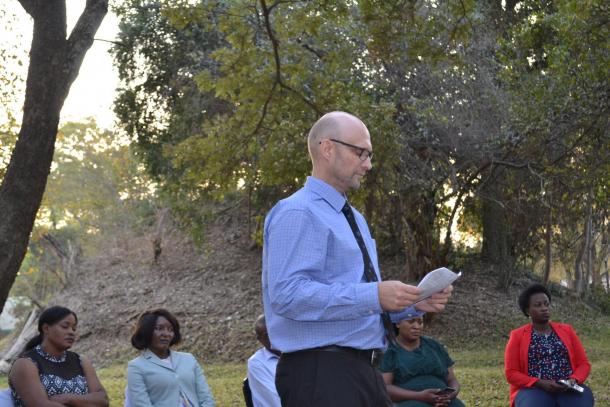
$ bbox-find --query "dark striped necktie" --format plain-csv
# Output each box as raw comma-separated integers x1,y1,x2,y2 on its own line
341,201,397,346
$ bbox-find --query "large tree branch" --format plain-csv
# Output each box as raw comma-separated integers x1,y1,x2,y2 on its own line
66,0,109,91
251,82,278,137
16,0,36,16
259,0,322,115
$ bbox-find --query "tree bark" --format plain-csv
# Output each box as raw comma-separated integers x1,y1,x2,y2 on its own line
402,191,438,281
0,0,108,314
481,176,509,263
542,207,552,284
480,169,514,289
574,196,592,295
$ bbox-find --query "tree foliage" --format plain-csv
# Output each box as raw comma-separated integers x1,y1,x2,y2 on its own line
112,0,609,290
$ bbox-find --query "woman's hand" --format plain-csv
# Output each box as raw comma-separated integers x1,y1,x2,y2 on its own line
434,398,451,407
418,389,444,405
444,388,459,399
535,379,567,393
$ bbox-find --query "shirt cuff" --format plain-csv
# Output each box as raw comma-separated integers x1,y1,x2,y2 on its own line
355,282,383,316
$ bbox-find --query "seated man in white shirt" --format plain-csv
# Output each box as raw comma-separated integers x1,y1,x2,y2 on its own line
247,315,281,407
0,388,14,407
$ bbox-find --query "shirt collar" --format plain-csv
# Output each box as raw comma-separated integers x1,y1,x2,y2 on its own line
305,176,347,212
144,348,172,361
262,347,280,360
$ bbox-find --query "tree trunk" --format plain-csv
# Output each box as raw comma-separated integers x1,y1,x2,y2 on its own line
480,170,514,289
481,198,509,264
584,202,594,294
597,222,609,290
574,197,592,295
442,189,467,261
403,191,438,281
0,0,108,314
542,207,552,284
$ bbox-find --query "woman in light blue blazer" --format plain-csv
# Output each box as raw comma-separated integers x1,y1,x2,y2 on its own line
127,309,215,407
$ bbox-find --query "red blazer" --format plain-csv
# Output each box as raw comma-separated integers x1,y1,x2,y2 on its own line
504,321,591,406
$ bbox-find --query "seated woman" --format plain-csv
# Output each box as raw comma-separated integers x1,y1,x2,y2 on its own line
127,308,215,407
9,306,108,407
504,283,594,407
380,308,464,407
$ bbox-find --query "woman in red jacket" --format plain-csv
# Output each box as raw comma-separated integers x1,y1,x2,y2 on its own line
504,284,594,407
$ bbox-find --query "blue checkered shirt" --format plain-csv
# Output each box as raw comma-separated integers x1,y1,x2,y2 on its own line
263,176,388,352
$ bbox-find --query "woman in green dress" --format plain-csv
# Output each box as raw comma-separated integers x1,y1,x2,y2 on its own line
380,309,464,407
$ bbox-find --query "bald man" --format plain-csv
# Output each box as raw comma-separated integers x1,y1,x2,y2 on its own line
262,112,452,406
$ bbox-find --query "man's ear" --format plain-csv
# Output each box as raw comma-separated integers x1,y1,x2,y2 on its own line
319,139,333,160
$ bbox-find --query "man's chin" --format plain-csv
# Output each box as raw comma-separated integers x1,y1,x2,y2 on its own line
349,180,362,190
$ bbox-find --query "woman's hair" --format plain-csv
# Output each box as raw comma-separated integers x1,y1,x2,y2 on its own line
518,283,552,317
131,308,182,350
24,306,78,351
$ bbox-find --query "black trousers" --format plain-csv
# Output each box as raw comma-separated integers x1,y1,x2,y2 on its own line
275,349,392,407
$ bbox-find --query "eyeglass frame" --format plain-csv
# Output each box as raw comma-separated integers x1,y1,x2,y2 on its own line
319,138,373,161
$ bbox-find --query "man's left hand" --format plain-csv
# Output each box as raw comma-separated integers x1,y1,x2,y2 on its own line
415,285,453,312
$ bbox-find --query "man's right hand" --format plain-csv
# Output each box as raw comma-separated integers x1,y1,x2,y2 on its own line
378,281,422,311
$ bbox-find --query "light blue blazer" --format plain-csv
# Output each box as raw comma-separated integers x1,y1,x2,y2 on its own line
127,349,215,407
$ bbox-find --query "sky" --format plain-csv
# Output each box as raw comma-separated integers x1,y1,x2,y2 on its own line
2,1,120,129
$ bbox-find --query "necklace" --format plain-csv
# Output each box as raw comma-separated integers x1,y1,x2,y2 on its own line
35,344,67,363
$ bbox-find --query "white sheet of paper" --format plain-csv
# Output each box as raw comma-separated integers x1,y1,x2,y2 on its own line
415,267,461,303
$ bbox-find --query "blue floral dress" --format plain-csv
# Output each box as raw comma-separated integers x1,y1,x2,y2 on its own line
527,329,572,380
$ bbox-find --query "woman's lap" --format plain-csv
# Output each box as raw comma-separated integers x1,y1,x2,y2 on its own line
515,386,594,407
395,401,430,407
395,398,465,407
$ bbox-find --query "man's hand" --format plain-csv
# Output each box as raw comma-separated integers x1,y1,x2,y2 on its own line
378,281,421,311
415,285,453,313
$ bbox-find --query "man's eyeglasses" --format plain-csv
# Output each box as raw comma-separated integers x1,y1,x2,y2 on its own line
320,138,373,161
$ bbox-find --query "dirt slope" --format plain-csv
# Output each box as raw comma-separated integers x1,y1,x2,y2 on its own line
50,212,597,367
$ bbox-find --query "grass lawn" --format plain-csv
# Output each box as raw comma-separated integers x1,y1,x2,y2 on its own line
2,318,609,406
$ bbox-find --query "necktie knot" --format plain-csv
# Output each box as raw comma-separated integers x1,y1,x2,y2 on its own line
341,201,350,213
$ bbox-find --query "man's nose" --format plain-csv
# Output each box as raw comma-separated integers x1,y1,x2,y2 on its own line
362,156,372,171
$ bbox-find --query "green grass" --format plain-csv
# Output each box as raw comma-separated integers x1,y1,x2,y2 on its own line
2,318,609,406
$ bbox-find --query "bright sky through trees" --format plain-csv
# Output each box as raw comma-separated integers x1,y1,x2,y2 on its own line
1,1,119,129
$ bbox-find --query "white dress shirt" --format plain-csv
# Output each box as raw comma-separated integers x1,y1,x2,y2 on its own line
247,348,281,407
